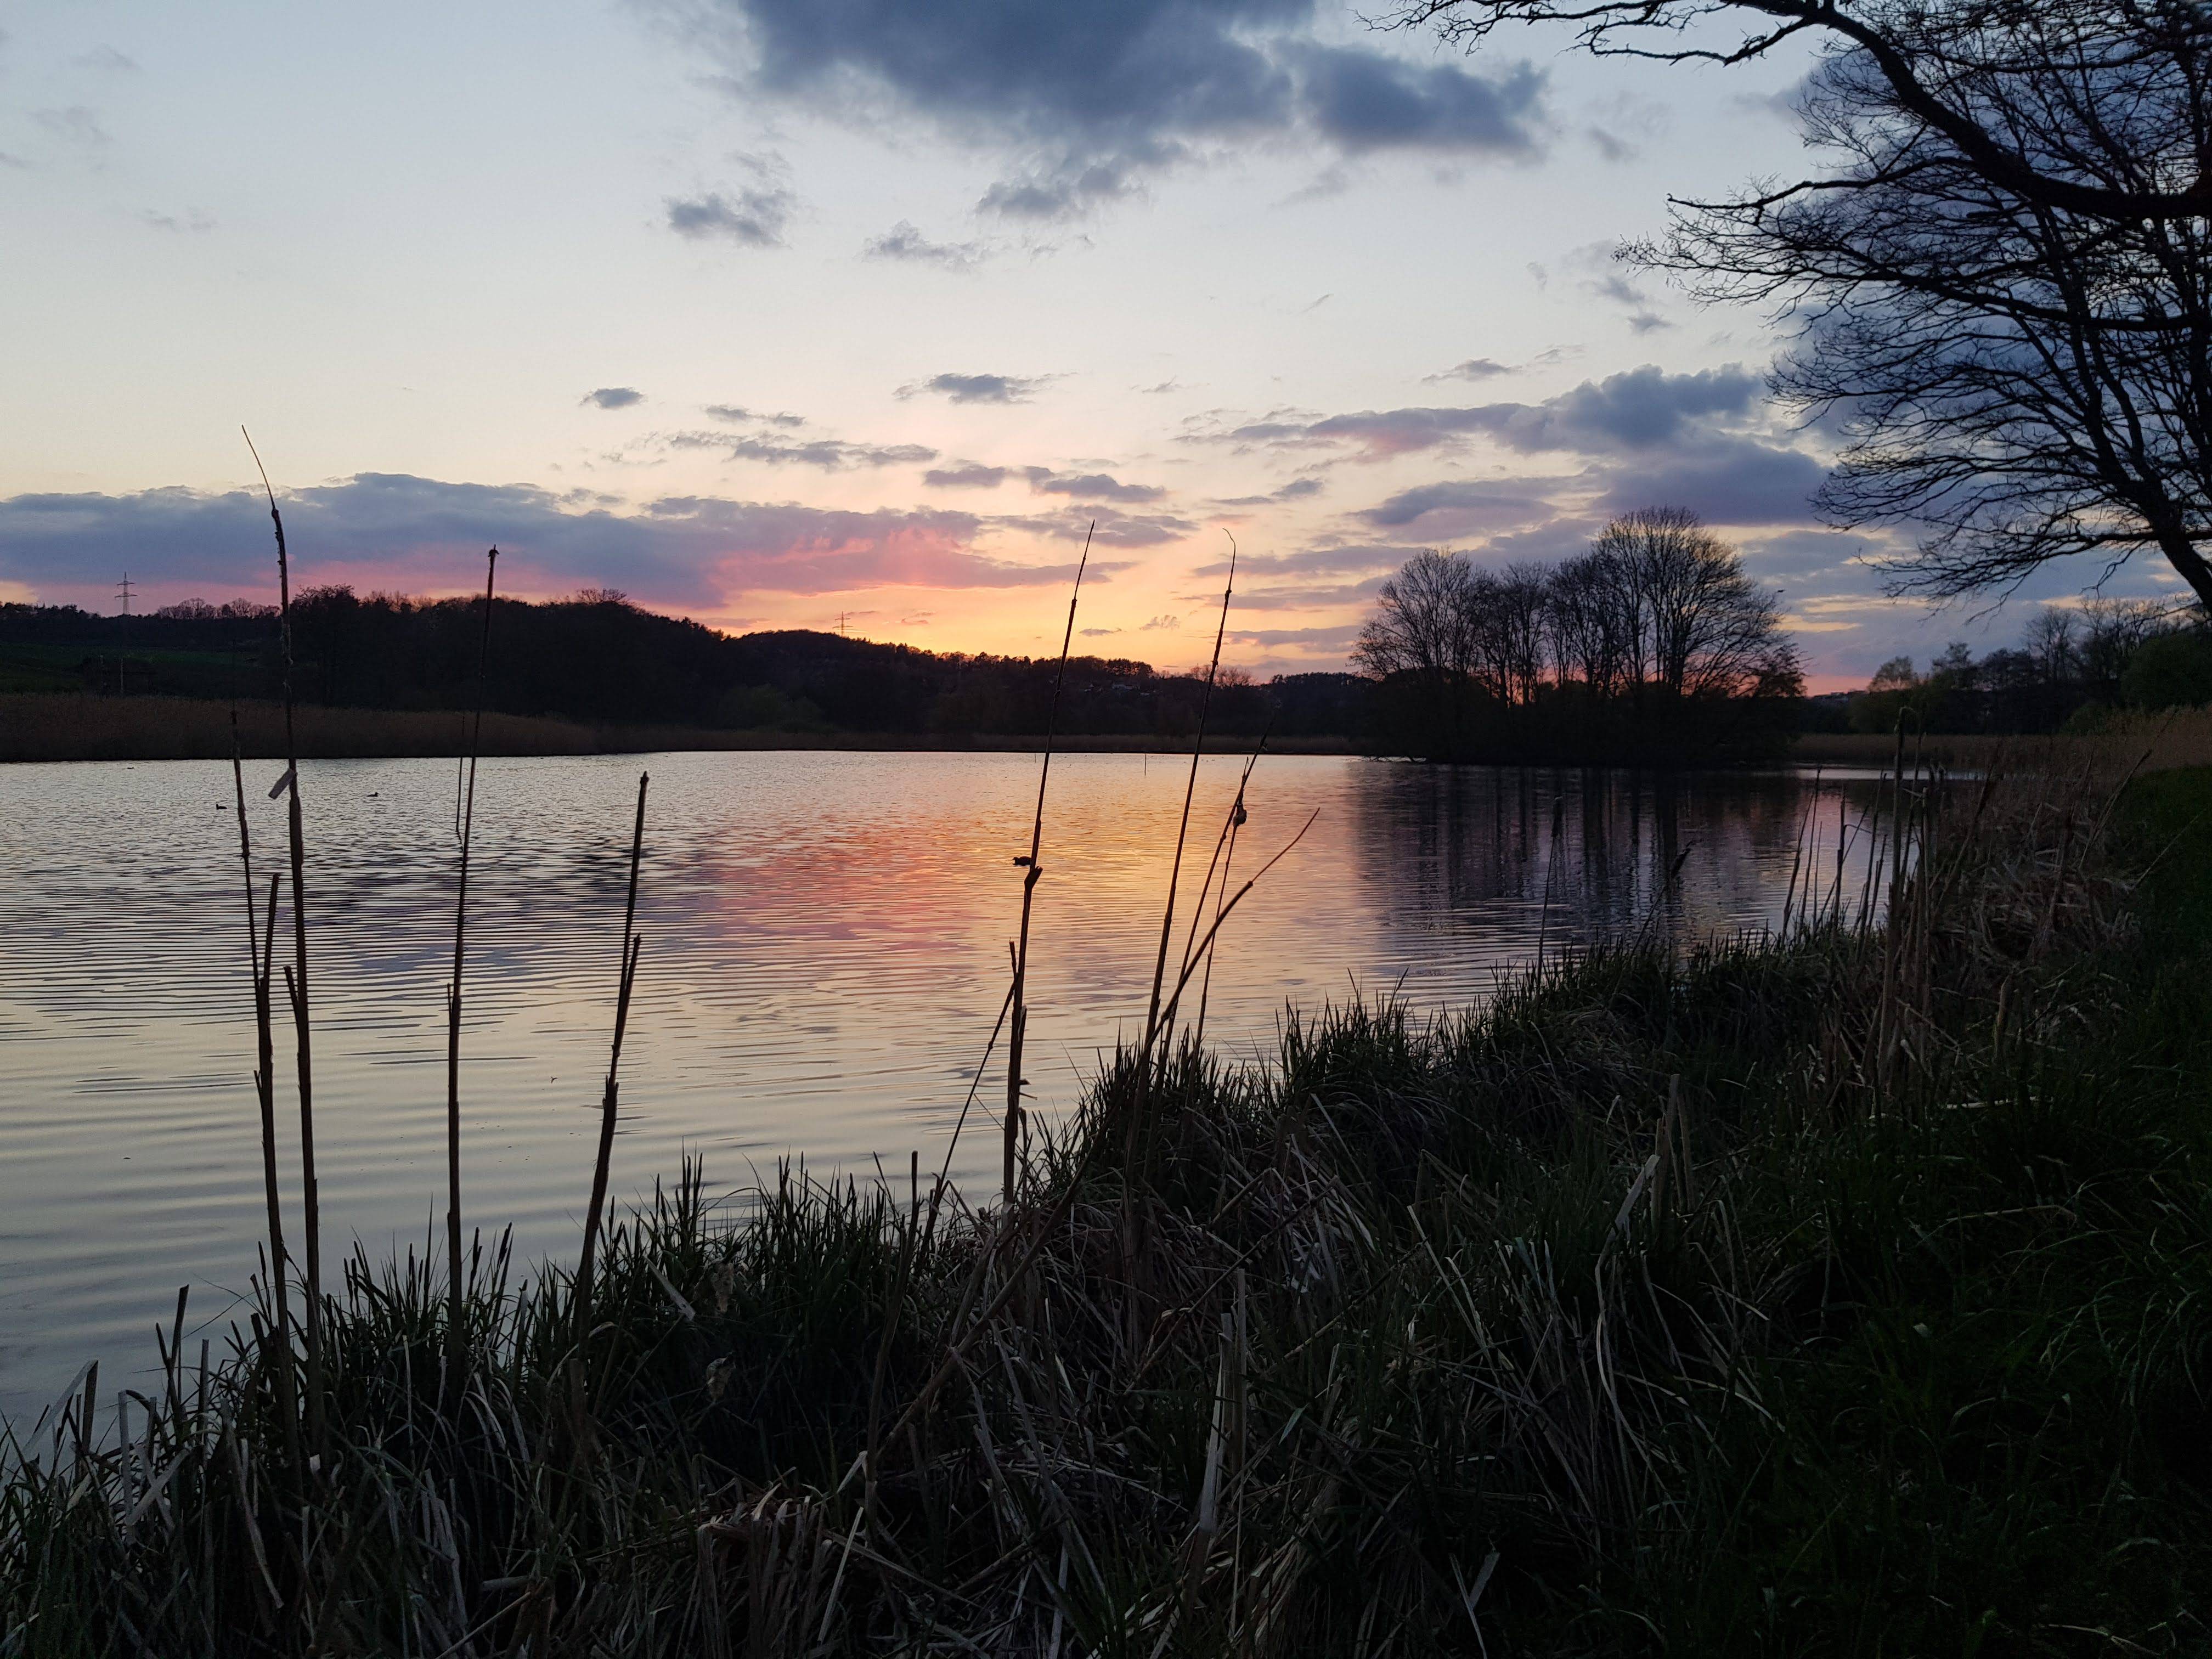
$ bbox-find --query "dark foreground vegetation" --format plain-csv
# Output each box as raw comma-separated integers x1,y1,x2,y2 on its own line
0,594,1363,744
6,757,2209,1654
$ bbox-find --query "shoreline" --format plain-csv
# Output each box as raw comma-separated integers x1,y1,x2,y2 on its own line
0,692,1356,763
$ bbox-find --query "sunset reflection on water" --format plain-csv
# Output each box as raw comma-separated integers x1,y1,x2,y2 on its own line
0,751,1886,1418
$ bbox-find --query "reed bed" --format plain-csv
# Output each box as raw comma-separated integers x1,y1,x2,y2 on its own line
4,748,2209,1655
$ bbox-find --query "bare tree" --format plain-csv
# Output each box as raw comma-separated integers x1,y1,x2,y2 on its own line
1403,0,2212,608
1355,549,1487,747
1395,0,2212,224
1356,514,1799,759
1589,508,1803,699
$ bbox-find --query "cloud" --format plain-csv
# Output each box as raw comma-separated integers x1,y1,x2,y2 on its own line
898,371,1050,404
665,185,795,247
1023,466,1164,503
1425,358,1513,383
1541,239,1672,333
139,208,215,234
1355,478,1560,533
924,463,1012,489
33,106,109,149
1141,613,1181,629
664,431,937,470
1195,364,1769,460
1217,576,1390,611
863,219,988,270
704,404,805,427
1207,542,1419,578
669,0,1548,218
997,504,1195,547
1228,622,1366,650
0,474,1103,608
73,46,138,72
1213,476,1328,507
1293,46,1543,155
1591,437,1827,526
583,387,645,410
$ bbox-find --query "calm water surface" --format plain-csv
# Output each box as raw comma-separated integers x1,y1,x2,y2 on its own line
0,751,1882,1420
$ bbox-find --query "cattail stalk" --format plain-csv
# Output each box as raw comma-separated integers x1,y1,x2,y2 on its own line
230,726,300,1472
444,547,499,1391
576,771,650,1344
1139,540,1237,1068
1004,528,1091,1205
244,428,325,1450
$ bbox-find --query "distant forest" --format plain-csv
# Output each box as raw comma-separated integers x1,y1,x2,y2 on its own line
1818,599,2212,736
0,589,1364,742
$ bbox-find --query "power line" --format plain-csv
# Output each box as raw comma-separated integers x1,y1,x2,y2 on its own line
115,572,135,695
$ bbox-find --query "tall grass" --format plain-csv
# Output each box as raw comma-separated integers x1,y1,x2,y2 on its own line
8,738,2206,1653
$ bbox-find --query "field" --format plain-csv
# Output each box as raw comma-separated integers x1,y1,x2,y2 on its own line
3,748,2208,1654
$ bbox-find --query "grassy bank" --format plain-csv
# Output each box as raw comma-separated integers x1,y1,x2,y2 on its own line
0,693,1356,762
1797,706,2212,771
5,764,2210,1654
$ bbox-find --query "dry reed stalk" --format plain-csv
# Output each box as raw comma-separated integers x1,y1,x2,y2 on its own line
1139,540,1237,1066
1005,528,1091,1205
577,770,650,1344
1191,740,1266,1049
244,428,325,1451
444,546,499,1391
230,726,300,1473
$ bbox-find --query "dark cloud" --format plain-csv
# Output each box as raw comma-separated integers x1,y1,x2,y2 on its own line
583,387,645,410
864,220,987,270
74,46,138,72
673,0,1547,217
0,474,1096,608
704,404,806,427
1197,364,1768,460
899,371,1049,404
1356,479,1559,532
1023,467,1164,503
664,431,938,470
923,463,1012,489
1293,47,1542,154
665,187,795,247
1592,437,1827,526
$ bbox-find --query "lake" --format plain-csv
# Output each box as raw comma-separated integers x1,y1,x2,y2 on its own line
0,751,1885,1421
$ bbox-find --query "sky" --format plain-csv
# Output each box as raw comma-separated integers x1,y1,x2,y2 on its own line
0,0,2183,689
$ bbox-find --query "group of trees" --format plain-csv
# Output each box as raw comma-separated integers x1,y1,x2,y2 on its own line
1354,509,1802,763
1839,599,2212,734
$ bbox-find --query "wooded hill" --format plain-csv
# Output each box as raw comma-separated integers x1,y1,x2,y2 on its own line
0,590,1364,741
